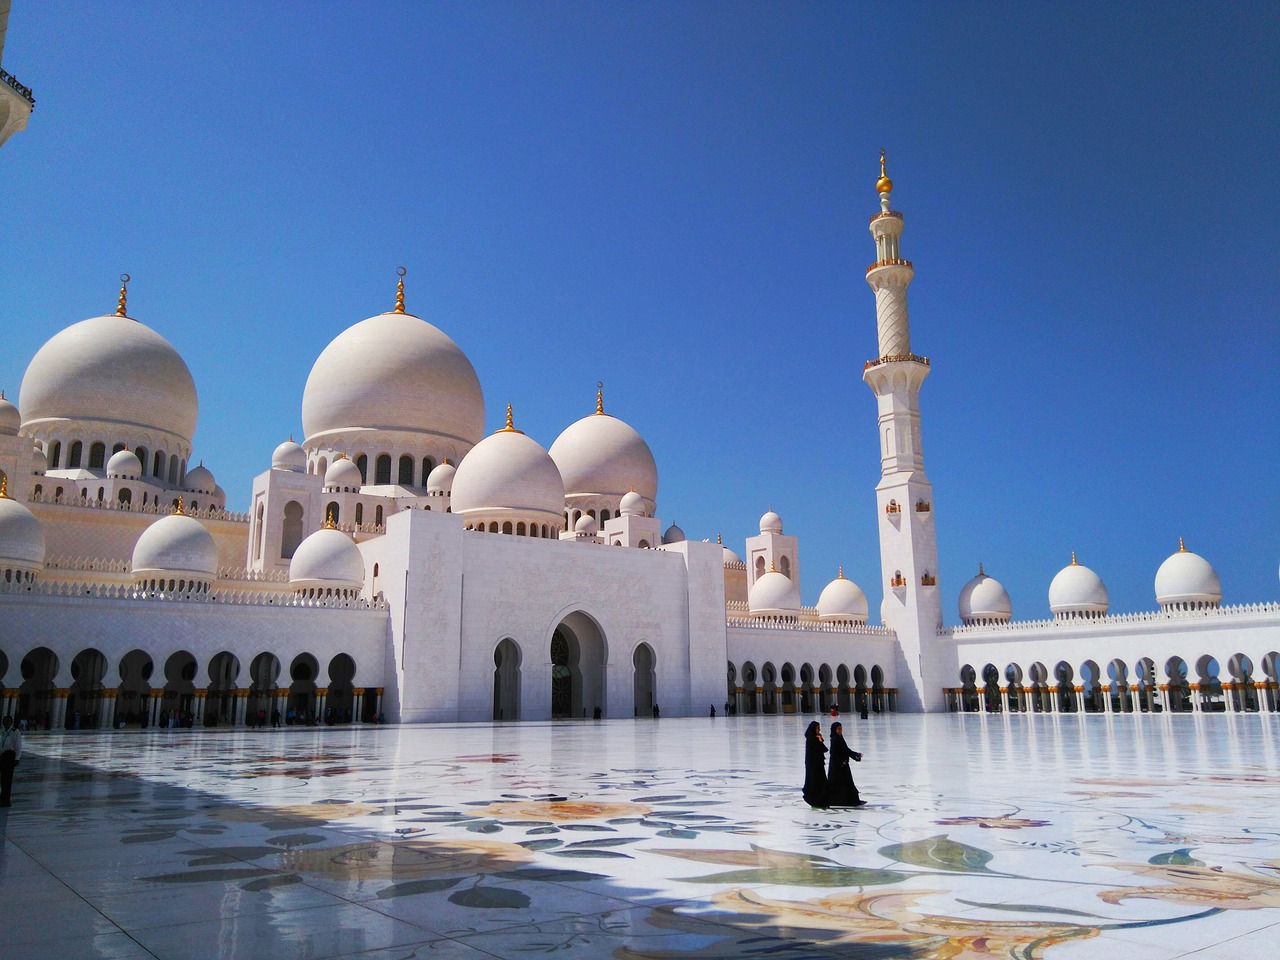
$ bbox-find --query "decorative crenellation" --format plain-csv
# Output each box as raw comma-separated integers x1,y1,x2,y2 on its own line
0,577,388,609
941,600,1280,636
864,353,930,371
726,615,895,636
26,492,250,523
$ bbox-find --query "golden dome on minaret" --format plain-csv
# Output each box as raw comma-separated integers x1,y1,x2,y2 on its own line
875,148,893,194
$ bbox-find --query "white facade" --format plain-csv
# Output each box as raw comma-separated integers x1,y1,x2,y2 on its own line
1,159,1278,729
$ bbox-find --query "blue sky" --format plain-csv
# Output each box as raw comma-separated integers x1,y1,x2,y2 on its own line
3,2,1277,622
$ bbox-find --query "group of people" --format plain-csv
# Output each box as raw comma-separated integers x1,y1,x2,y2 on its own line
802,719,866,809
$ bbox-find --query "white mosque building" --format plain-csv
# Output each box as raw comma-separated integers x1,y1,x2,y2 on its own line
2,159,1278,729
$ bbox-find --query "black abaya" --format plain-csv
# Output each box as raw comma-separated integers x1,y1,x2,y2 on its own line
802,728,829,809
827,729,862,806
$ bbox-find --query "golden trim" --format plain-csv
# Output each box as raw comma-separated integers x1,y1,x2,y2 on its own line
116,273,130,317
393,266,407,314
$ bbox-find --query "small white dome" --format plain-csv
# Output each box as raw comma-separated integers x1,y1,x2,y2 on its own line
184,462,216,494
1155,540,1222,609
106,448,142,479
0,485,46,576
426,459,456,494
619,490,646,517
131,509,217,584
0,394,20,435
957,567,1012,624
30,444,46,475
1048,555,1109,618
325,457,363,491
450,415,565,530
759,510,783,535
272,439,306,472
574,514,599,535
817,570,868,623
548,407,658,505
662,522,685,544
290,526,365,594
722,545,743,565
748,568,800,617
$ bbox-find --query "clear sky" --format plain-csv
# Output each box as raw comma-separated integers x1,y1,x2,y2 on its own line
3,2,1277,623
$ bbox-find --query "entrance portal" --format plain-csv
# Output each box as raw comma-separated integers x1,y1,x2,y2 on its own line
549,612,606,719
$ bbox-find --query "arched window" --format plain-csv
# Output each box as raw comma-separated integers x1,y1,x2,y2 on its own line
375,454,392,485
326,501,340,524
253,503,264,561
755,556,766,580
375,504,383,526
118,488,132,505
134,446,148,475
502,521,513,535
600,509,610,523
355,503,364,524
517,522,527,536
422,457,435,483
49,441,62,469
355,454,368,484
168,455,179,485
398,455,414,486
33,484,42,498
281,501,304,559
779,555,792,579
153,450,165,478
88,442,106,469
69,441,84,468
112,442,126,455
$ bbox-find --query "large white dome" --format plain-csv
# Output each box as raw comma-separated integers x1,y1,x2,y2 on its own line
20,313,198,446
748,567,800,617
816,569,868,623
1155,540,1222,610
958,567,1012,624
450,414,565,530
1048,555,1109,618
290,527,365,595
301,310,484,448
131,509,217,585
548,407,658,506
0,482,45,579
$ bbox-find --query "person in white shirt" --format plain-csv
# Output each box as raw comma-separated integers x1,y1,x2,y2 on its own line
0,715,22,807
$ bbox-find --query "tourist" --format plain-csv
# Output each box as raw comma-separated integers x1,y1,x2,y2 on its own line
802,720,829,809
709,704,715,717
827,721,866,807
0,715,22,807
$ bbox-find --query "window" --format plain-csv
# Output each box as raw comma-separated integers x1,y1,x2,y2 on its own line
355,454,368,484
69,441,83,468
398,455,414,486
281,501,304,559
50,441,61,469
154,451,165,477
89,442,106,469
375,454,392,485
134,446,148,475
355,503,364,524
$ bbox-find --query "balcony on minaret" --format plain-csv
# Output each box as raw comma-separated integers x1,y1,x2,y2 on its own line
920,573,937,587
885,500,901,515
915,500,931,512
890,572,907,588
863,353,930,371
866,257,913,276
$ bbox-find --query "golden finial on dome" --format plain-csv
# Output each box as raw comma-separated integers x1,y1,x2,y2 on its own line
595,381,604,415
717,532,722,544
1179,536,1186,552
1071,551,1078,565
0,476,8,499
393,266,407,314
498,403,524,434
978,562,985,577
770,559,777,573
324,507,338,529
838,564,845,579
875,149,893,194
116,273,131,318
174,496,185,516
1,390,5,399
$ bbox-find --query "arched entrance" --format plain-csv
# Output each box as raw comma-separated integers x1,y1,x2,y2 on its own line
163,651,197,726
19,647,59,728
327,653,356,723
247,652,281,725
550,612,606,719
207,652,240,726
493,639,521,721
633,643,655,717
69,648,107,729
288,653,320,723
116,650,154,726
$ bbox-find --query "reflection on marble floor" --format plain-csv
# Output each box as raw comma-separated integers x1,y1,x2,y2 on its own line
3,712,1280,959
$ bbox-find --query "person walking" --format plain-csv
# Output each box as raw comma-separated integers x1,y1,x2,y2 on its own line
0,715,23,807
802,721,829,809
826,721,866,807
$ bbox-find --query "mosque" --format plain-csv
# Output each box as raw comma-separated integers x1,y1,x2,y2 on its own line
1,152,1278,729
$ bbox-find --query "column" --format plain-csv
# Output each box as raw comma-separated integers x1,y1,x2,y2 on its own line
316,687,327,723
100,689,116,728
193,690,206,726
353,688,364,722
53,689,69,730
151,689,164,727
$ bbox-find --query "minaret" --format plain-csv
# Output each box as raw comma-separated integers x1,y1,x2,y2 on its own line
862,152,947,712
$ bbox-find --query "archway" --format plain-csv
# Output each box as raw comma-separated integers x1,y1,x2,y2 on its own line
206,651,240,726
761,662,777,714
1054,661,1077,712
853,665,868,715
726,662,738,715
116,649,154,726
248,652,282,725
836,665,852,712
1107,659,1131,713
1080,660,1103,713
1136,657,1160,713
870,665,885,713
633,643,656,717
327,653,356,723
959,664,979,711
742,662,758,715
1229,653,1258,712
550,612,607,719
1195,655,1224,712
163,651,197,727
780,663,795,713
289,653,320,722
1004,663,1023,713
493,639,521,721
68,648,108,729
1029,661,1050,712
1165,657,1191,712
1263,652,1280,712
19,647,59,729
982,663,1001,712
799,663,814,713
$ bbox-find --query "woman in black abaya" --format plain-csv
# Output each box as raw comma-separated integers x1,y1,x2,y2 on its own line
802,721,829,809
827,721,866,807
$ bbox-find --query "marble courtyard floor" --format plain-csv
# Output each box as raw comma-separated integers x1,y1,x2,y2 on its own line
2,713,1279,960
